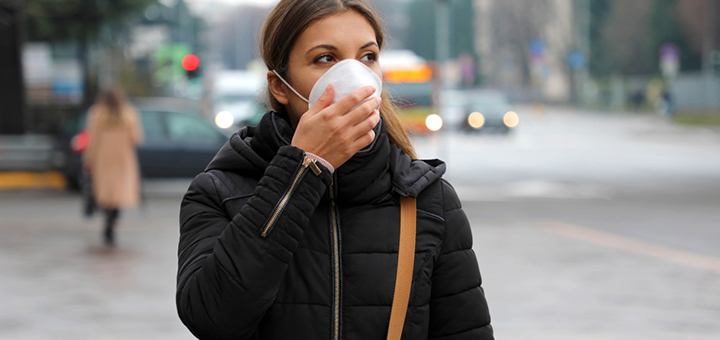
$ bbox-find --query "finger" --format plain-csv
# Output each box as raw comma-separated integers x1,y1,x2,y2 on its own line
348,108,380,140
351,128,376,151
345,97,381,126
329,85,376,117
306,84,334,116
364,109,382,129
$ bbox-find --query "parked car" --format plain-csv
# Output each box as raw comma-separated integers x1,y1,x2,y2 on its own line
60,98,229,190
212,70,266,130
231,101,267,129
461,90,519,133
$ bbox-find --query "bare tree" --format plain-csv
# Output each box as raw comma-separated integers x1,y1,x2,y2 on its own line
601,0,653,74
491,0,554,84
677,0,720,54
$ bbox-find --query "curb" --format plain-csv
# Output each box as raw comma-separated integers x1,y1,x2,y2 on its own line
0,171,67,190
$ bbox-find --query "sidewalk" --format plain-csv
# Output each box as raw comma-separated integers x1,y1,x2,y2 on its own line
0,190,194,340
2,186,719,339
0,134,66,190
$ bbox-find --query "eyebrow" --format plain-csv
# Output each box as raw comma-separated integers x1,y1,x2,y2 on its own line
360,42,378,49
306,42,378,56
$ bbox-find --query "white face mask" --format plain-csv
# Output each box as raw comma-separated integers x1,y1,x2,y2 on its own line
273,59,382,110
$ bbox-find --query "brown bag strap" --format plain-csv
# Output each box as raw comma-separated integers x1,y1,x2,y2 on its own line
387,196,417,340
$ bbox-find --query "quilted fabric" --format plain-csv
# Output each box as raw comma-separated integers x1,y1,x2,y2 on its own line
177,111,493,340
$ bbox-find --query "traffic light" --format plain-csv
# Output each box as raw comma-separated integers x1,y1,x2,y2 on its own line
182,54,200,79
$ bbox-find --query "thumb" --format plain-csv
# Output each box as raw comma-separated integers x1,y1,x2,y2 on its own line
308,84,334,114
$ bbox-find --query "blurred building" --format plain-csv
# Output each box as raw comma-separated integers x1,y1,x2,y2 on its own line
672,0,720,112
16,0,204,134
474,0,575,103
370,0,412,50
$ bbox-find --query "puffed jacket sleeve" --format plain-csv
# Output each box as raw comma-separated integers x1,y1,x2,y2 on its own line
428,180,493,339
176,145,332,340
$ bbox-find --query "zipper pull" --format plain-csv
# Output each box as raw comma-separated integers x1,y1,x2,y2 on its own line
303,156,322,176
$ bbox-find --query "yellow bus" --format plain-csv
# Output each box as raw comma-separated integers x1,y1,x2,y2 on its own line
381,50,440,134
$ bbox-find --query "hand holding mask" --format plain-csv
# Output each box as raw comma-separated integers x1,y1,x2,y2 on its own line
274,59,383,169
273,59,383,112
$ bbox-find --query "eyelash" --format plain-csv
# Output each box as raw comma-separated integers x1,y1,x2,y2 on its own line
362,52,377,62
314,54,334,63
314,52,377,64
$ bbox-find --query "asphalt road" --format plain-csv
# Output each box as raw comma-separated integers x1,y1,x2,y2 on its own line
1,106,719,339
415,106,720,339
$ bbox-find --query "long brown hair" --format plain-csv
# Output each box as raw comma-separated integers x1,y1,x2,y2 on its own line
259,0,417,159
96,87,129,127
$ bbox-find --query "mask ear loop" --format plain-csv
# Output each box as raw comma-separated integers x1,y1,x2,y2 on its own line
272,70,310,103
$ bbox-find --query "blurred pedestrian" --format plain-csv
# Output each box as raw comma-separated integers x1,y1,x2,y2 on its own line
661,87,674,117
176,1,493,339
629,88,645,112
83,87,143,246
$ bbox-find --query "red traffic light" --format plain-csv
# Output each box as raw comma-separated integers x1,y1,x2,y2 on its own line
182,54,200,72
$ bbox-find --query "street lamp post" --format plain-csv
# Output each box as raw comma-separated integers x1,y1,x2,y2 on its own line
435,0,450,119
577,0,591,107
702,0,717,108
433,0,451,161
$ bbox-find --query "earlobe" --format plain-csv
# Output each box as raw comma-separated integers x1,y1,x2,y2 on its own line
267,71,289,105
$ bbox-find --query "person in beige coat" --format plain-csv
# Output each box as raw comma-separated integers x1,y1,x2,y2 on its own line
83,88,144,246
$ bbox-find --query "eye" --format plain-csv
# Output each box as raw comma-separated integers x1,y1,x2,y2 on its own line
314,54,335,64
360,52,377,63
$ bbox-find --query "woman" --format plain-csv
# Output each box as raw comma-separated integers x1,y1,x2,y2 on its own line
84,87,143,246
177,0,493,339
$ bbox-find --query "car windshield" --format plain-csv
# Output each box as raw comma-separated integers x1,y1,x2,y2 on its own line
468,94,509,111
386,82,432,107
166,112,223,142
140,111,166,141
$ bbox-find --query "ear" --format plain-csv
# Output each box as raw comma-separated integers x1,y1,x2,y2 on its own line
267,71,289,106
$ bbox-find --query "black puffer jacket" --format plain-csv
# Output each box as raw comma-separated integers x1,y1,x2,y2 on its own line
177,111,493,340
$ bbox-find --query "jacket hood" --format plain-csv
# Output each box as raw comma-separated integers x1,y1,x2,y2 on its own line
204,125,269,177
205,111,445,203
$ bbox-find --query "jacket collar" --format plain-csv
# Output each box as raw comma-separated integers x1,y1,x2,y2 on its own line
206,111,445,204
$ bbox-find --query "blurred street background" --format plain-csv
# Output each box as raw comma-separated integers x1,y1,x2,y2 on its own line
1,0,719,339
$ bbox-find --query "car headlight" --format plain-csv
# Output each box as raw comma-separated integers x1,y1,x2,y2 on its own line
503,111,519,128
425,114,443,132
215,111,234,129
468,112,485,129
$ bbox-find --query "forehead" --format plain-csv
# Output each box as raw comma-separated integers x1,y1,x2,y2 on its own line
295,10,377,50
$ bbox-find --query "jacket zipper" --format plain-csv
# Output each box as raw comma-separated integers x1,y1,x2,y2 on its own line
260,155,321,238
329,179,341,340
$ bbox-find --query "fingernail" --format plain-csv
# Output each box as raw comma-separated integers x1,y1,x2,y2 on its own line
368,86,376,93
325,84,332,94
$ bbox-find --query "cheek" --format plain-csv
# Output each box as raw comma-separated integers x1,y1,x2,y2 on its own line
372,66,383,83
300,76,321,98
288,65,325,97
284,75,320,125
284,72,316,109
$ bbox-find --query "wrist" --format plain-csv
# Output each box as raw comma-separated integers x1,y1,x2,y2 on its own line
305,152,334,173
